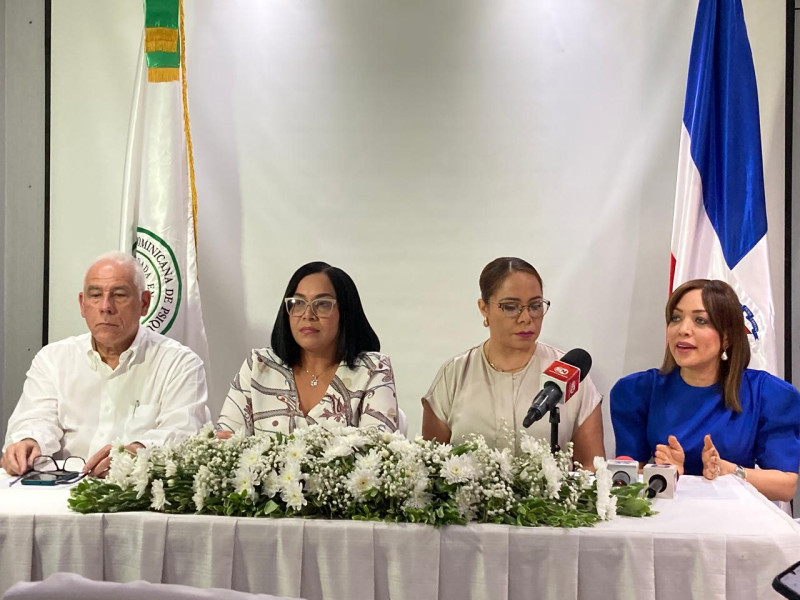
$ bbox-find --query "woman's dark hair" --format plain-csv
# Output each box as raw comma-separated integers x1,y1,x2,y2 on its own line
271,261,380,369
479,257,543,302
660,279,750,412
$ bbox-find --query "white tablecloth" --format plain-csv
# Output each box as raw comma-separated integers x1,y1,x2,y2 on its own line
0,475,797,600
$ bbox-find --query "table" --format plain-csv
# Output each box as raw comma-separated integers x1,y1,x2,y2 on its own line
0,475,797,600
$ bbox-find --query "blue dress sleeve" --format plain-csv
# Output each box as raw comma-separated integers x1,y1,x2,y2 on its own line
752,372,800,473
610,370,656,463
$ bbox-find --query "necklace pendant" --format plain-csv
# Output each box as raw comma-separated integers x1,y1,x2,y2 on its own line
310,374,319,387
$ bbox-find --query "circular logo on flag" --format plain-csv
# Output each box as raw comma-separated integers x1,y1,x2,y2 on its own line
135,227,182,334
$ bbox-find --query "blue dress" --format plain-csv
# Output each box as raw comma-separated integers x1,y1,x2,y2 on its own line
610,368,800,476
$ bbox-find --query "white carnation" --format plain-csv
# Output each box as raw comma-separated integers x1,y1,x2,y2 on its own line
346,466,380,501
593,457,617,520
150,479,169,511
441,455,477,484
281,481,307,511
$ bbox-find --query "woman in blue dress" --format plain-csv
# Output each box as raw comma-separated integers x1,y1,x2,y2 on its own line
611,279,800,502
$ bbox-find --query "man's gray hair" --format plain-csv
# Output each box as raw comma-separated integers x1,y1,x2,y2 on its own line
87,251,147,295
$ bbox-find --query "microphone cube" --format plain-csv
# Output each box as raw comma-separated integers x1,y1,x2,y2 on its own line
607,459,640,487
643,463,678,499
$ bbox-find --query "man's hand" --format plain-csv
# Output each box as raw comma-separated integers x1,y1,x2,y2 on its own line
654,434,685,476
83,442,145,478
3,439,42,476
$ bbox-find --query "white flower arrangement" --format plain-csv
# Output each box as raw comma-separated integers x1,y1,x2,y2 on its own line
69,424,653,527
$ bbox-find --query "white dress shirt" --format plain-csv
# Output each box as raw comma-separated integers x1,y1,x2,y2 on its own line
4,326,210,459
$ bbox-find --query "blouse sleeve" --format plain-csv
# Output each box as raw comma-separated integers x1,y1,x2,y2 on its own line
216,352,255,435
573,373,603,430
421,360,455,426
358,355,399,432
610,370,655,463
753,372,800,473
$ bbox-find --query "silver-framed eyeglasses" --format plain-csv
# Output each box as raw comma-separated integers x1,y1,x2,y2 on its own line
9,455,87,486
284,297,338,318
496,299,551,318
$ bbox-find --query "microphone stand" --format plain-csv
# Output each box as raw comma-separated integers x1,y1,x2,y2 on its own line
549,405,560,455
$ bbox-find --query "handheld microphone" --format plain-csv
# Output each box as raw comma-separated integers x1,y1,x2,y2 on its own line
523,348,592,427
608,456,640,486
642,463,678,499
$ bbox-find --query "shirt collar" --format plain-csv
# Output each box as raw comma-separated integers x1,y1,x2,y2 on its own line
84,326,148,370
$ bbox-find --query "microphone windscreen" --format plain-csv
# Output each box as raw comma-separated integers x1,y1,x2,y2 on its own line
560,348,592,381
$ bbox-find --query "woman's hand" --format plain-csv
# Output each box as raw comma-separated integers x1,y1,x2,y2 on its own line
701,434,735,480
654,435,685,476
215,430,233,440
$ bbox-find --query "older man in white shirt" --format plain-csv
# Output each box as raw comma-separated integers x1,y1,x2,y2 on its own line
2,251,210,477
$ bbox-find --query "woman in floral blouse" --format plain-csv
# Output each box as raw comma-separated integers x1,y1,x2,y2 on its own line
217,262,399,435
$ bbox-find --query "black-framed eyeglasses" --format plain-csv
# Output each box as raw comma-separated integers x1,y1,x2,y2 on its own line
9,455,87,487
284,297,337,318
495,300,551,319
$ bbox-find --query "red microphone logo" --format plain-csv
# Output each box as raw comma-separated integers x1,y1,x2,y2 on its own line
543,360,581,402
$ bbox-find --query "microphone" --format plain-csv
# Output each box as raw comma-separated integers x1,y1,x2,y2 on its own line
608,456,640,486
642,463,678,499
523,348,592,427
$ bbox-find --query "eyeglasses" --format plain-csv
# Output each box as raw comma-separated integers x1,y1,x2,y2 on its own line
284,297,338,318
495,300,551,319
9,455,87,486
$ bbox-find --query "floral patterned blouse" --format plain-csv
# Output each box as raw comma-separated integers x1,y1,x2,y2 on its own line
217,348,399,435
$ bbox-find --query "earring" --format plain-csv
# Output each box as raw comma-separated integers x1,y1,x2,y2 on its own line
483,317,489,327
721,349,728,361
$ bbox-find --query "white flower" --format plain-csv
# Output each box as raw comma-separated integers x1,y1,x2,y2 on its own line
281,481,307,511
284,439,308,463
278,463,303,489
404,486,432,509
239,447,263,470
342,432,369,449
454,486,476,519
346,466,380,501
192,465,213,512
540,454,563,499
234,467,258,500
106,444,136,488
491,448,515,480
164,458,177,478
130,448,152,498
323,439,355,461
355,449,382,471
400,458,429,481
150,479,169,511
263,470,281,497
593,457,617,520
199,422,216,439
254,435,273,453
305,473,323,495
441,455,477,484
520,435,548,458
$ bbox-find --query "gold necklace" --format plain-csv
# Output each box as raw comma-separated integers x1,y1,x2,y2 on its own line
485,343,529,373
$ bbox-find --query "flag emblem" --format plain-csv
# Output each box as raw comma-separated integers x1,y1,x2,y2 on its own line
136,227,182,334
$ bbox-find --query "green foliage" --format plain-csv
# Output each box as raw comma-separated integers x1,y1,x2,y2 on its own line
68,426,654,529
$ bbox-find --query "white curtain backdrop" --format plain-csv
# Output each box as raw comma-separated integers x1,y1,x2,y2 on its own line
48,1,786,447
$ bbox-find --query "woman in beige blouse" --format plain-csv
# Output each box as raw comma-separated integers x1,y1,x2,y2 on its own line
422,257,604,467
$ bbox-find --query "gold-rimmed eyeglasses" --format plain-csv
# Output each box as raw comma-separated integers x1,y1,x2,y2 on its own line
495,300,551,319
284,297,338,318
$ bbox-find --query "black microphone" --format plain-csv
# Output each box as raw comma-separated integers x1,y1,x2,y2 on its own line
642,464,678,499
644,474,667,499
522,348,592,427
